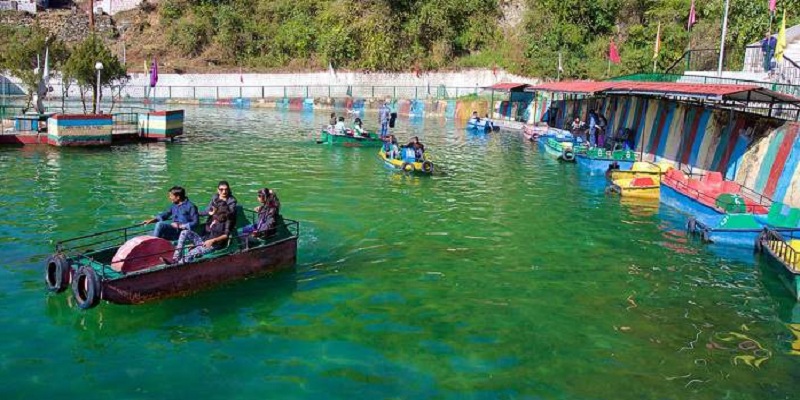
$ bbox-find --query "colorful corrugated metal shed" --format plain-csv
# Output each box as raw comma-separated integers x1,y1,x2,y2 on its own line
526,80,800,104
484,82,531,91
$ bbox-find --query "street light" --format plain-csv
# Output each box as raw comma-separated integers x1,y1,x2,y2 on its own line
95,61,103,114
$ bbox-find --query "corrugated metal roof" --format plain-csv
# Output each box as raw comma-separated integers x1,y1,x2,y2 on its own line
484,82,531,91
526,80,800,104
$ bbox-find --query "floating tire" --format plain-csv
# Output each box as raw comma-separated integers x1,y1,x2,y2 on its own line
401,162,415,172
45,254,70,293
686,217,696,233
421,161,434,173
71,266,100,310
562,150,575,162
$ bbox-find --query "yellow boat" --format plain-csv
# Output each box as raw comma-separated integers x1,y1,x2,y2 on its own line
378,149,435,174
608,176,660,199
766,239,800,269
608,161,672,181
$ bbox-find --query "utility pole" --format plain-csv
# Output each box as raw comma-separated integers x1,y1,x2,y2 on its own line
717,0,730,76
89,0,94,31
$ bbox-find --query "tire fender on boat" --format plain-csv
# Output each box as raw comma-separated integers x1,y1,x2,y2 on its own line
401,162,414,172
686,217,696,233
72,266,100,310
754,229,767,253
421,160,434,173
45,254,70,293
562,149,575,162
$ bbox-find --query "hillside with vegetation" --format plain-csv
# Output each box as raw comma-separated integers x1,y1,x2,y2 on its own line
2,0,799,79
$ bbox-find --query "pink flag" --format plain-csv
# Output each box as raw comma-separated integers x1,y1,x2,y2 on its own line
688,0,697,30
609,40,621,64
769,0,777,13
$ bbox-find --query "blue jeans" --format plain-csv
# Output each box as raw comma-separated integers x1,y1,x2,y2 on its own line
380,121,389,137
153,221,182,241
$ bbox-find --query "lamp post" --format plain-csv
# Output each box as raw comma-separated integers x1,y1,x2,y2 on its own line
95,61,103,114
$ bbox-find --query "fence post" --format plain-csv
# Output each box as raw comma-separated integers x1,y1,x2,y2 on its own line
283,86,287,99
328,86,331,98
216,86,219,99
393,86,397,99
169,86,172,99
415,87,417,99
239,87,242,99
193,87,196,99
372,86,374,98
262,86,264,99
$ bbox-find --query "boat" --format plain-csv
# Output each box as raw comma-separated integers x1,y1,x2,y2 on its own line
318,128,383,147
576,147,637,174
467,117,497,132
522,124,548,141
687,202,800,248
608,161,672,182
660,170,770,221
607,176,660,199
756,228,800,300
378,147,435,174
539,130,587,162
44,208,299,309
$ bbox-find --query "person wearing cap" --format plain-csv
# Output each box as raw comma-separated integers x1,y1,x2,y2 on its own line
378,101,391,138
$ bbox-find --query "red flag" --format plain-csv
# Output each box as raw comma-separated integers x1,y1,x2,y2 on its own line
769,0,777,13
609,40,621,64
688,0,697,30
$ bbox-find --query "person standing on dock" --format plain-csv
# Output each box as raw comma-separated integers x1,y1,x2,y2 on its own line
379,101,391,138
142,186,199,241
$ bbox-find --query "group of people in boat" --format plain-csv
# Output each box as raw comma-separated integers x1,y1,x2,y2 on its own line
141,181,280,265
468,111,496,131
328,113,370,138
382,135,426,162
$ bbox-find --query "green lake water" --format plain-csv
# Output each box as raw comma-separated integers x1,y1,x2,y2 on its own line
1,106,799,399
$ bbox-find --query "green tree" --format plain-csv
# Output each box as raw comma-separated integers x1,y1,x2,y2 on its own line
0,25,68,113
63,35,128,114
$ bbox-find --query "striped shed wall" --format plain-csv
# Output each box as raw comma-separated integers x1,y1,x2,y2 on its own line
138,110,185,139
46,114,113,146
556,96,800,207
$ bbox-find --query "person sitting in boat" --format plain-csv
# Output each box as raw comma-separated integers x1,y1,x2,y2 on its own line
470,111,480,123
242,188,281,238
353,118,367,137
329,112,337,127
334,116,347,135
406,136,426,161
383,135,399,159
570,117,585,136
484,113,495,131
141,186,199,241
203,180,237,218
165,204,234,265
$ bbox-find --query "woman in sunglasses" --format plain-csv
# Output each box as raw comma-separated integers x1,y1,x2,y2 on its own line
242,188,280,237
204,180,238,218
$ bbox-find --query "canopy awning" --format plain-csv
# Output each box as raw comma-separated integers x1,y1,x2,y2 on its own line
526,80,800,105
484,82,531,92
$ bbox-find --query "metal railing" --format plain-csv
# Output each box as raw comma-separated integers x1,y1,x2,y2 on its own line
662,170,772,214
1,82,484,101
762,228,800,272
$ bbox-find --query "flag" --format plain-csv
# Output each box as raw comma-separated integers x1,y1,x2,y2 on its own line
558,52,563,72
43,47,50,82
609,40,621,64
149,57,158,88
653,23,661,60
769,0,777,13
688,0,697,30
776,9,786,61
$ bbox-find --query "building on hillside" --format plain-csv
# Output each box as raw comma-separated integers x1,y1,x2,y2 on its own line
0,0,49,14
94,0,143,15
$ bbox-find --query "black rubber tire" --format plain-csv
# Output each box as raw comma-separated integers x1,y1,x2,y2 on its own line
686,218,696,233
72,266,100,310
45,254,70,293
562,150,575,162
401,162,414,172
421,161,434,173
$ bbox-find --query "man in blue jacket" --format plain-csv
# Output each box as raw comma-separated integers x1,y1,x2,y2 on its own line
762,32,777,73
142,186,199,241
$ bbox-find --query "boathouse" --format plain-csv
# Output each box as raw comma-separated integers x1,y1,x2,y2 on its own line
528,80,800,207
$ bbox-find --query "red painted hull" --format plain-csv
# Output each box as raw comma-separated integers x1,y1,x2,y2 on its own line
99,237,297,304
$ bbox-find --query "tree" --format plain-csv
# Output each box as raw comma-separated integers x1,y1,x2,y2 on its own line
0,25,68,113
63,35,127,114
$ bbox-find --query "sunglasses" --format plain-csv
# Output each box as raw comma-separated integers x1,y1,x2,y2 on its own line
218,187,229,192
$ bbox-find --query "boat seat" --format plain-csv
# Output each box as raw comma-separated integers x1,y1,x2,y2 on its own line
631,177,655,187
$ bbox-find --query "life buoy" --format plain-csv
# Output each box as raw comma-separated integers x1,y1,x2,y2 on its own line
72,266,100,309
45,254,70,293
401,162,414,172
562,149,575,162
686,217,696,233
421,161,434,173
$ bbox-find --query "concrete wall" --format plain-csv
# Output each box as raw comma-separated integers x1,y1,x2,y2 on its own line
0,0,38,13
557,95,800,207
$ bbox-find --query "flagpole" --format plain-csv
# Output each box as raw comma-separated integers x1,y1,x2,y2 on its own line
717,0,730,76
